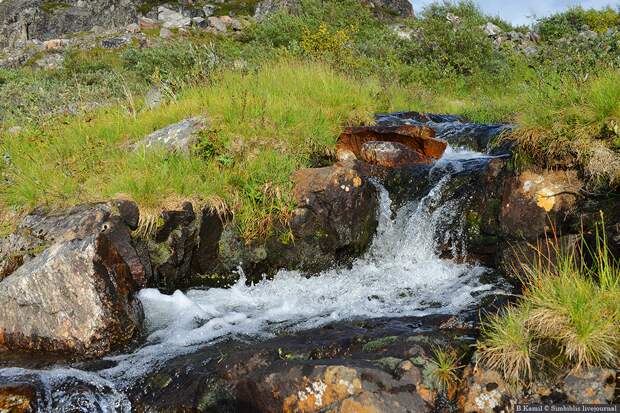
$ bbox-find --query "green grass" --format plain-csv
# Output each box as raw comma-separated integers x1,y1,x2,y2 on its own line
1,0,620,239
428,347,463,396
478,225,620,382
0,59,411,238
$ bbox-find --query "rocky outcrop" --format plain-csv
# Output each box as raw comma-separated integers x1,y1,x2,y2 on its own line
458,358,617,411
0,202,146,355
0,0,138,48
336,125,445,164
206,160,381,283
255,0,413,20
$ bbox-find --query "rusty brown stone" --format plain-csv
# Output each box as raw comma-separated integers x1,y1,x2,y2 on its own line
360,141,432,168
0,385,35,413
336,125,446,164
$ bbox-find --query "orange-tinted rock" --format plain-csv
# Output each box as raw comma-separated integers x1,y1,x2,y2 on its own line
336,125,446,164
360,141,432,168
0,385,35,413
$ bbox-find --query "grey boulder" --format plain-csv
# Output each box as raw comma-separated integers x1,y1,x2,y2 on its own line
131,116,208,155
0,202,146,355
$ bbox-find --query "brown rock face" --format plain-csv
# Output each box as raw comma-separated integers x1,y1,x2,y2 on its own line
361,141,432,167
0,384,35,413
336,125,446,166
291,161,379,263
235,364,430,413
0,203,146,356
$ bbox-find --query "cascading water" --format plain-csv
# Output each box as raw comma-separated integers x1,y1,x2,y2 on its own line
0,117,509,412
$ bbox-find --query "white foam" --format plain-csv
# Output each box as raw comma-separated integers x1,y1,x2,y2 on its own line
97,152,495,383
0,147,501,399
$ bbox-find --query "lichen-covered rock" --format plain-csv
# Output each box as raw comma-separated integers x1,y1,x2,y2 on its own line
131,116,208,155
0,384,35,413
500,170,582,241
457,363,518,413
0,202,146,355
562,368,616,404
128,315,468,412
235,363,431,413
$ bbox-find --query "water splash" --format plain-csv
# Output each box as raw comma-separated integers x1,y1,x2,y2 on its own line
0,146,504,409
97,149,494,383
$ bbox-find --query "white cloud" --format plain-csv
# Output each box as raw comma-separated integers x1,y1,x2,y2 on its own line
411,0,619,25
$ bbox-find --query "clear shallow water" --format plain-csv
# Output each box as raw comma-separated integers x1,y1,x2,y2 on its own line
0,145,505,411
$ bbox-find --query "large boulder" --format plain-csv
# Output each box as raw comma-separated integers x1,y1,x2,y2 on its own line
0,202,146,355
0,0,139,48
254,0,413,20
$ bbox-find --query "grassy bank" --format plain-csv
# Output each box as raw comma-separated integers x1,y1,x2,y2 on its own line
1,0,620,237
1,60,413,237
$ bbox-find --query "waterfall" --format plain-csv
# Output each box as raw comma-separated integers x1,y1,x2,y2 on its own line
0,145,504,411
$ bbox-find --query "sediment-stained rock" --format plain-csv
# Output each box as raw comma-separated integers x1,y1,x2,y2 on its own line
361,140,433,167
336,125,445,164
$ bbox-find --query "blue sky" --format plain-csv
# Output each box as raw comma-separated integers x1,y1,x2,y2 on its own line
412,1,619,25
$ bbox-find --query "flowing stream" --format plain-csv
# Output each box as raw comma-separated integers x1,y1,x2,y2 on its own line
0,116,509,412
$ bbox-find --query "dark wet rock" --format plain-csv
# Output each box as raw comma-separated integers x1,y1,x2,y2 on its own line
0,201,146,355
375,112,511,153
131,116,208,155
139,203,200,293
336,125,444,163
286,161,379,271
499,170,583,241
0,0,139,48
128,316,474,412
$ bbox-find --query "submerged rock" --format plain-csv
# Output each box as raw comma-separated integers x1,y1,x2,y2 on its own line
0,202,146,355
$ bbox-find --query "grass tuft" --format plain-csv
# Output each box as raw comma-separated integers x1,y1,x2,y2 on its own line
479,220,620,381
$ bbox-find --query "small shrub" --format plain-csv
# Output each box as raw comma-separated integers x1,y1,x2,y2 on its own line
428,347,463,396
537,7,620,40
398,1,513,79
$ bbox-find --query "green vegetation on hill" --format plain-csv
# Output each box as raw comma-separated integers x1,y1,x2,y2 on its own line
1,0,620,236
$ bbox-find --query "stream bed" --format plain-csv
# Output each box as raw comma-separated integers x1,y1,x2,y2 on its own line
0,114,514,412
